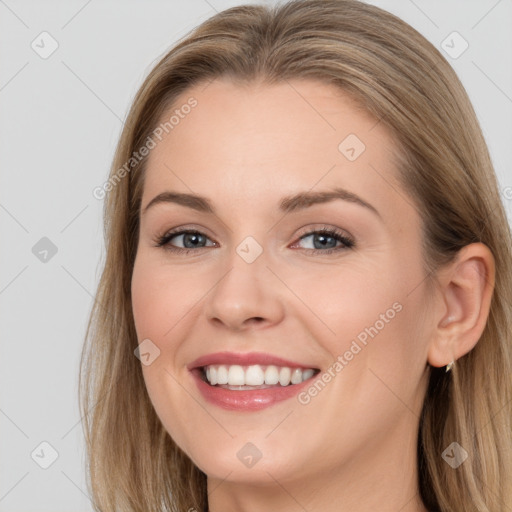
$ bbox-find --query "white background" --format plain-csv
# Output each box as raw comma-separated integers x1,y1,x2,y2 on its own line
1,0,511,510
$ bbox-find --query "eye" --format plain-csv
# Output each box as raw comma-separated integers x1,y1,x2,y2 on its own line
154,229,216,254
154,226,355,255
291,227,355,254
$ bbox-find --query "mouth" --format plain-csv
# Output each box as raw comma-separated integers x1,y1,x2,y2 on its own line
198,364,320,390
188,352,321,411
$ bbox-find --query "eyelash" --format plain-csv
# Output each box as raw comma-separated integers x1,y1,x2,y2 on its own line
153,226,355,255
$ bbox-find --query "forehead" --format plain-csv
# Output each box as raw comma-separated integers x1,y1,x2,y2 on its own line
141,77,409,223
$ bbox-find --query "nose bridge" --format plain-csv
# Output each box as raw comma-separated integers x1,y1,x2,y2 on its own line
204,233,284,329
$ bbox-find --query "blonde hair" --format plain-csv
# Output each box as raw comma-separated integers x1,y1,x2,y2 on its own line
79,1,512,510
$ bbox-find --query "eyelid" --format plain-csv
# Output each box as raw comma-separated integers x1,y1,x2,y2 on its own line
156,224,216,242
293,224,353,241
290,225,355,252
154,226,217,249
154,223,355,254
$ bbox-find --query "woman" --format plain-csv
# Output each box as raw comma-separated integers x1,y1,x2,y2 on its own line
79,1,512,511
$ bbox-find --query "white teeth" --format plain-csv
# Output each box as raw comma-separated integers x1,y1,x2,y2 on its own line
217,365,228,385
228,365,245,385
203,364,317,387
245,365,265,386
291,368,303,385
264,365,280,385
279,367,291,386
302,368,315,381
208,366,217,385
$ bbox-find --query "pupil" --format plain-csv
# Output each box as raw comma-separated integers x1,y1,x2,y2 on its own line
314,234,335,249
184,233,204,248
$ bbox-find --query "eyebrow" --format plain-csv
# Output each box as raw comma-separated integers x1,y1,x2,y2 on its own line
142,187,381,218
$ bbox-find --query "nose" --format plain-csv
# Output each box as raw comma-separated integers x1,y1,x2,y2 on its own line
204,247,285,332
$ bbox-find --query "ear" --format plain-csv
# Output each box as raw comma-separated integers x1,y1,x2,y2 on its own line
427,243,495,368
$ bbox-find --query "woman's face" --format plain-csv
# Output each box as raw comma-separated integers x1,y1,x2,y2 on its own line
131,77,434,488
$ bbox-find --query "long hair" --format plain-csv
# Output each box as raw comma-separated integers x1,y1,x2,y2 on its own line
79,1,512,510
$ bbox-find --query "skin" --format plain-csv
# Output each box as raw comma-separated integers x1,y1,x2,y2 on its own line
131,77,495,512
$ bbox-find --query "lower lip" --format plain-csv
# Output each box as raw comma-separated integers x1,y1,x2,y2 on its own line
190,369,313,411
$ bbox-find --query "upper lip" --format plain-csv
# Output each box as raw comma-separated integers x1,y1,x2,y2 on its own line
187,351,319,370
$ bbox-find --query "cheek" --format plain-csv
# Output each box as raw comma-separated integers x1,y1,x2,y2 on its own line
131,258,201,454
288,261,402,343
130,259,189,401
131,256,198,343
291,263,428,445
293,253,428,376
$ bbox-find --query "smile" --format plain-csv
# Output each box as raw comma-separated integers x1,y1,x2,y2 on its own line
203,364,317,388
188,352,321,411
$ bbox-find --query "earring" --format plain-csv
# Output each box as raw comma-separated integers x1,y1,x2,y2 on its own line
445,360,454,372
